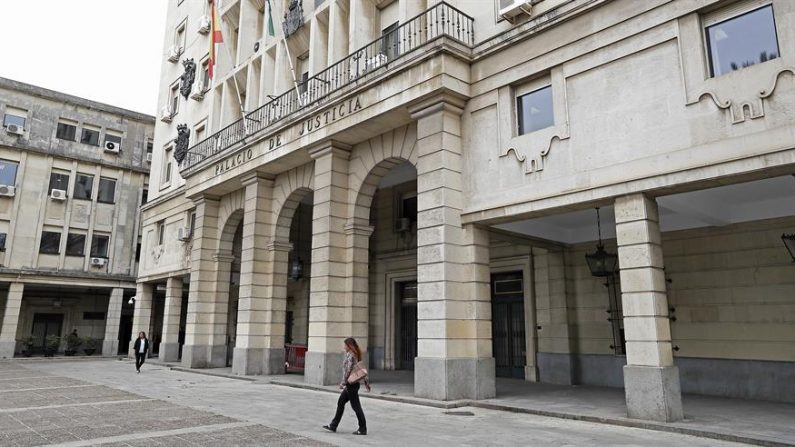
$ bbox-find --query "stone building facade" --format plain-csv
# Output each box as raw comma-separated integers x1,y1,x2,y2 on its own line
0,78,153,359
140,0,795,421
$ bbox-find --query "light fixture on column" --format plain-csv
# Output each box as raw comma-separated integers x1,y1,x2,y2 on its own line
783,233,795,262
52,299,62,308
585,207,618,277
289,204,304,281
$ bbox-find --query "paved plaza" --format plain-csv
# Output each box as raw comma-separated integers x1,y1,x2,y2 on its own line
0,359,755,446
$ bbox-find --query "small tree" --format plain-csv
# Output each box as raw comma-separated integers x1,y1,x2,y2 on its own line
82,336,98,355
17,336,34,356
45,335,61,356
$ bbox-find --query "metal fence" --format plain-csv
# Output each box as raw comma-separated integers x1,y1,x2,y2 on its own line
181,1,474,170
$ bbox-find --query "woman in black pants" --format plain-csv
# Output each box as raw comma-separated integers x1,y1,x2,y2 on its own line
323,337,370,435
133,331,149,373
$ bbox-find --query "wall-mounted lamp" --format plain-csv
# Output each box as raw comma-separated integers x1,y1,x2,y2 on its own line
289,257,304,280
783,233,795,263
52,299,62,308
128,296,136,305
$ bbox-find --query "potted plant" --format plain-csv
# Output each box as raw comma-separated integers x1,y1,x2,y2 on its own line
64,332,82,356
83,336,97,356
17,336,34,357
45,335,61,357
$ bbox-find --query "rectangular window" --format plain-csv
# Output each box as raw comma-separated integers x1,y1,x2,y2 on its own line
706,4,780,77
146,139,154,154
90,234,110,257
142,188,149,204
381,22,400,60
39,231,61,254
48,171,70,194
97,177,116,204
73,174,94,200
189,211,196,235
105,132,122,150
135,241,141,262
65,233,86,256
517,85,554,135
0,233,7,251
401,194,418,223
56,120,77,141
3,107,26,128
0,160,18,187
157,221,166,245
163,146,173,184
201,58,210,90
175,20,187,51
298,71,309,94
170,83,180,115
80,127,100,146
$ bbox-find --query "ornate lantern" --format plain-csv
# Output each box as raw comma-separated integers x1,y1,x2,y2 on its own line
585,207,618,277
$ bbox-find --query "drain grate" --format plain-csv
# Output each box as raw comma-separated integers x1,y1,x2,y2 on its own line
444,411,475,416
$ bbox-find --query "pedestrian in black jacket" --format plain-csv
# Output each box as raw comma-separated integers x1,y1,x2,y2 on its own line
133,332,149,373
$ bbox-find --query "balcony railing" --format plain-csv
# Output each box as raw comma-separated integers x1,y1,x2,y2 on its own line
181,1,474,171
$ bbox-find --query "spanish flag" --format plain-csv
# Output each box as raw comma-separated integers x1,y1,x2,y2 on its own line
208,0,223,79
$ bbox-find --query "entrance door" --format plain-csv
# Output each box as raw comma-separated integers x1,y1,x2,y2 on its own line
31,313,63,353
491,272,526,379
398,281,417,370
118,314,133,355
226,293,238,367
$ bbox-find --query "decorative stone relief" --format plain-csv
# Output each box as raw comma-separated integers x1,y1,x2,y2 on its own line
693,68,795,124
174,124,190,164
503,134,566,174
180,58,196,100
282,0,304,38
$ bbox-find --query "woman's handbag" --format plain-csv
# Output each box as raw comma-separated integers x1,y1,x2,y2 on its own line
347,361,368,384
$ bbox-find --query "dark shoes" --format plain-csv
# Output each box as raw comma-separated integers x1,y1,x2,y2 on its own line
352,430,367,435
322,425,336,433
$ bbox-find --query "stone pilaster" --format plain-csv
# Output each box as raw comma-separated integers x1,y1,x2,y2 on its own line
532,248,574,385
233,173,284,376
159,276,183,362
305,142,356,385
183,195,229,368
615,193,683,422
129,282,153,357
102,288,124,356
411,98,495,400
0,282,24,358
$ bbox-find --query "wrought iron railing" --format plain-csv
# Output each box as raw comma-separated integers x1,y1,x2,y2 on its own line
181,1,474,171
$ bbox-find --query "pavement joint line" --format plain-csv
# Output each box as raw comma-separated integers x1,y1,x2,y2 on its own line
41,421,258,447
0,384,98,393
0,398,156,413
0,375,52,381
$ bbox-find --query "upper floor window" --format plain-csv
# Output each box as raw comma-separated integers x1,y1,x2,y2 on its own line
91,234,110,258
175,19,187,52
49,171,70,194
80,125,101,146
194,122,207,142
56,119,77,141
142,188,149,204
74,173,94,200
200,58,210,90
170,82,180,115
157,220,166,245
0,160,18,187
3,107,27,129
97,177,116,204
517,85,553,135
146,139,154,154
705,4,779,77
0,233,6,251
39,231,61,254
105,131,122,148
65,233,86,256
162,146,173,185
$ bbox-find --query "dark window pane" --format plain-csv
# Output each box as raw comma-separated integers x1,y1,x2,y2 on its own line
707,5,779,77
146,141,153,153
142,188,149,204
517,85,554,135
105,134,122,145
3,114,25,128
65,233,86,256
80,128,100,146
91,235,109,257
0,233,6,251
135,242,141,262
402,195,417,223
56,122,77,141
74,174,94,200
0,161,18,186
40,231,61,254
98,177,116,204
48,172,70,194
83,312,105,320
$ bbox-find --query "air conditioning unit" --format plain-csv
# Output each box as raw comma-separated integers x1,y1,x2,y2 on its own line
104,140,120,153
90,257,107,267
365,54,388,71
160,105,173,123
50,189,67,201
395,217,411,233
190,83,207,100
0,185,15,197
5,124,24,136
177,226,192,241
499,0,534,21
168,45,181,62
146,152,153,163
198,15,211,34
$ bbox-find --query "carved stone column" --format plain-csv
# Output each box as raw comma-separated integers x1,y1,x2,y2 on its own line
102,288,124,356
159,277,183,362
129,282,153,357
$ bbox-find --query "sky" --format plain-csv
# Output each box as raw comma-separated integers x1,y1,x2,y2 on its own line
0,1,168,116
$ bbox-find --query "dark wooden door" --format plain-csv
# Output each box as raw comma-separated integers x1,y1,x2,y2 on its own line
492,272,526,379
398,281,417,370
31,313,63,353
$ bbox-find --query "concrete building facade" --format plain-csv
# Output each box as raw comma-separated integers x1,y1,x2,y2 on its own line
140,0,795,421
0,78,153,359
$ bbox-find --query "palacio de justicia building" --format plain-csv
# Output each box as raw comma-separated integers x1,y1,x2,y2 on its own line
136,0,795,422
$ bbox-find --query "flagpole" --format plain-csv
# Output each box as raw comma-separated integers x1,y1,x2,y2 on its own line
273,0,305,106
212,1,249,134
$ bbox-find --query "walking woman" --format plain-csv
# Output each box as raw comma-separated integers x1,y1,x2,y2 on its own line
323,337,370,435
133,331,149,373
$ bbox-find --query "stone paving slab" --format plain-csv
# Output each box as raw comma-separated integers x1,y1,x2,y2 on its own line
0,376,88,391
0,384,143,410
94,424,331,447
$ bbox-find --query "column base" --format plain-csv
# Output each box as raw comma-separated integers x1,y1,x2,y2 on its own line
263,347,286,375
232,347,263,375
101,340,119,357
304,351,344,385
624,365,683,422
414,357,496,401
524,365,539,382
159,342,181,363
181,344,228,368
0,340,17,359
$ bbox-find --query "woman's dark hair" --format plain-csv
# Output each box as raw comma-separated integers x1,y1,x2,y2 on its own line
139,331,147,339
344,337,362,362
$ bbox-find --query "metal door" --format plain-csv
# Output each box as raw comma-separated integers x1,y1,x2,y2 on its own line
491,272,526,378
31,313,63,353
398,281,417,370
